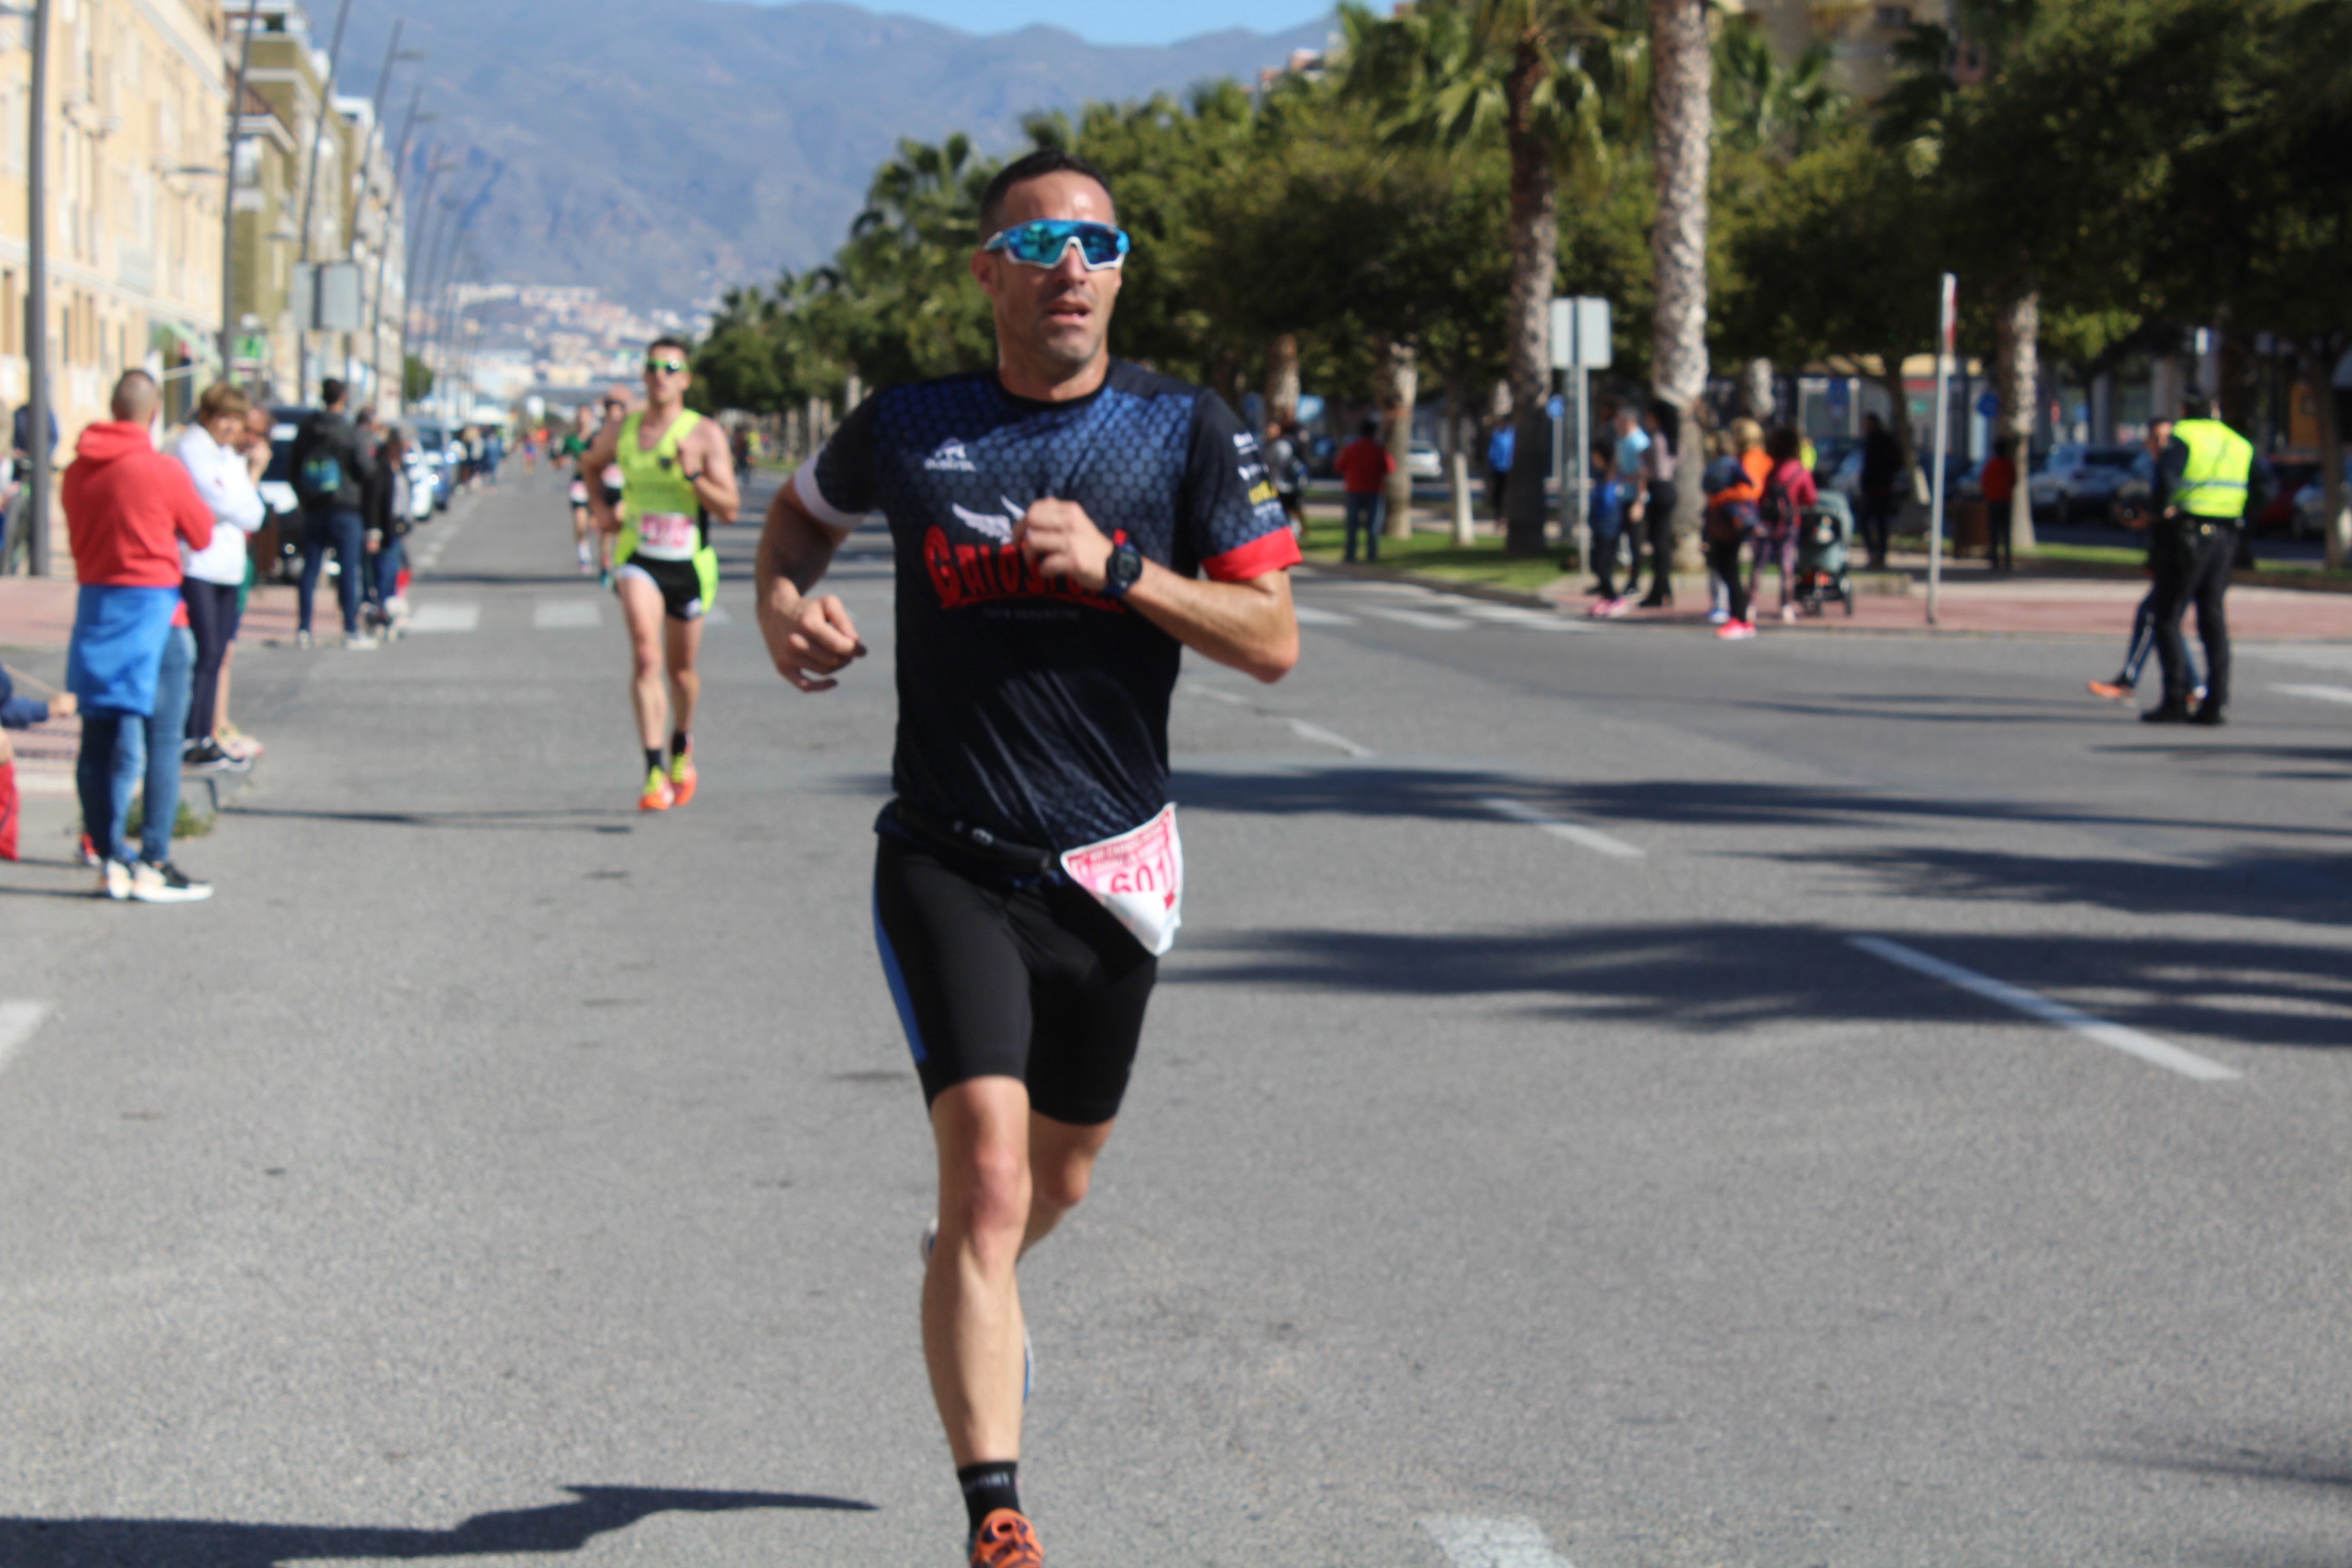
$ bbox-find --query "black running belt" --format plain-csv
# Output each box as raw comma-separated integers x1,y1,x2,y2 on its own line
890,800,1060,876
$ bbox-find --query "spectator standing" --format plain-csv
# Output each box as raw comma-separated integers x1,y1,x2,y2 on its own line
2088,419,2201,704
174,384,265,771
60,371,216,901
1486,420,1515,521
365,431,416,631
289,378,378,649
1634,401,1680,609
1978,440,2018,572
7,402,59,574
1606,404,1651,604
1266,423,1306,537
1336,418,1395,564
1858,412,1901,569
1702,421,1771,639
2143,393,2265,725
1586,443,1630,615
1758,427,1820,623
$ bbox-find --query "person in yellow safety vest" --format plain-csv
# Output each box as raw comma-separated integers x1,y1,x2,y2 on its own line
2142,392,2267,726
581,336,741,808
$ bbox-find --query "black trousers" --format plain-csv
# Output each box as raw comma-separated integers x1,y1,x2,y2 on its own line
180,578,242,740
1859,489,1897,566
2151,524,2233,708
1637,480,1678,601
1705,534,1750,623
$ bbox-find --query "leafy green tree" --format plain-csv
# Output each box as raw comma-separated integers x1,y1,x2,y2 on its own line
402,353,434,403
1342,0,1639,555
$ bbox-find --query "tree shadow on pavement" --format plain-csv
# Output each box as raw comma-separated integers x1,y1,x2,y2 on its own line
1171,760,2352,844
1818,845,2352,926
1170,921,2352,1052
0,1484,875,1567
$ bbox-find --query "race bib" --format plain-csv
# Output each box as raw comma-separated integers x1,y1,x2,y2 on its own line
634,510,698,560
1060,804,1183,957
568,479,588,504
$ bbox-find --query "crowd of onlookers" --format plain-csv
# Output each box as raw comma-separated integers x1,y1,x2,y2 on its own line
0,369,456,898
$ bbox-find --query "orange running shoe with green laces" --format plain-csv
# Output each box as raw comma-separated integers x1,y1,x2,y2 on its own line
668,753,697,806
638,766,675,813
970,1508,1043,1568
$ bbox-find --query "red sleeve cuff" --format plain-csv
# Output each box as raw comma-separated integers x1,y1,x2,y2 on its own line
1202,528,1303,583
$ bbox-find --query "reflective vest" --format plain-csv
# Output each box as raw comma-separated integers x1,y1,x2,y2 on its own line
2172,418,2253,520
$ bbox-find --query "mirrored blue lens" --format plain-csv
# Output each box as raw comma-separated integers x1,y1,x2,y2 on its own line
985,220,1128,270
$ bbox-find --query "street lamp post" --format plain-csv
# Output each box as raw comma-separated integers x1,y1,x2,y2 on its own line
218,1,261,383
291,0,352,403
20,0,52,576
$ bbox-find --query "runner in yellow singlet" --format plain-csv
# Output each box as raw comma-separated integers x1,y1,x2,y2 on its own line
581,338,739,811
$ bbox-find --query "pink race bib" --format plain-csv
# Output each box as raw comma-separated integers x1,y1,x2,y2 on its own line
1060,804,1183,957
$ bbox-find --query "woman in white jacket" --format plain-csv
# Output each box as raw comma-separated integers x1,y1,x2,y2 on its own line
174,383,266,770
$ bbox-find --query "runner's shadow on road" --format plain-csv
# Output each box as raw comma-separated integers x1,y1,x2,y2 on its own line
226,805,636,836
1172,921,2352,1052
0,1484,875,1567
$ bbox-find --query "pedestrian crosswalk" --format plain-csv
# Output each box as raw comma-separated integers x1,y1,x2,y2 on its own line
1293,585,1599,635
532,599,603,630
1420,1516,1576,1567
372,598,755,636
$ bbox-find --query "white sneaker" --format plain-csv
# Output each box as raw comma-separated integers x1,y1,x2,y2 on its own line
99,857,133,900
131,859,213,903
1707,607,1730,625
344,630,380,650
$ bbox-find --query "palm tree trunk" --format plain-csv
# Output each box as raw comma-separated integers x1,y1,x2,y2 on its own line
2310,342,2349,571
1503,31,1560,557
1264,333,1301,429
1996,291,2040,557
1379,339,1418,540
1650,0,1712,573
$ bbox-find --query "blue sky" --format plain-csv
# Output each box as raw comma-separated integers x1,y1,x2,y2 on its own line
772,1,1332,46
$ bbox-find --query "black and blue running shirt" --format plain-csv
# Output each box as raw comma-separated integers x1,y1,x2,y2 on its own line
794,362,1302,851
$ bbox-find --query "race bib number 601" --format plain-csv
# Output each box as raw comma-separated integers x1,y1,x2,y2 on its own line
1060,804,1183,957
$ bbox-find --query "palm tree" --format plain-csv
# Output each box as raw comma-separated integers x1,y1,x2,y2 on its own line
1343,0,1629,556
1649,0,1711,572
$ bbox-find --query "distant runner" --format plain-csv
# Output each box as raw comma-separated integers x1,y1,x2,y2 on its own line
561,410,595,575
581,343,738,811
755,149,1301,1567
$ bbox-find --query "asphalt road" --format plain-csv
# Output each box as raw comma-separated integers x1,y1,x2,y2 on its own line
5,468,2351,1568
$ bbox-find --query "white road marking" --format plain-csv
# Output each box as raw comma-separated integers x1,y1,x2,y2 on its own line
2272,683,2352,706
702,604,732,625
1292,604,1358,625
533,600,602,630
1848,936,2239,1082
404,602,479,634
1179,681,1248,706
1288,719,1375,757
1458,603,1598,632
0,1002,51,1077
1478,796,1645,859
1365,606,1473,632
1420,1516,1575,1568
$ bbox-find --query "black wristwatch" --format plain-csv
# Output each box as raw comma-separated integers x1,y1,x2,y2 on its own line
1102,540,1144,599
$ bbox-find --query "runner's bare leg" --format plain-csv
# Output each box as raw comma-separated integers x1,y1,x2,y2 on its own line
1023,1111,1113,1256
617,576,670,751
925,1077,1036,1467
664,616,703,738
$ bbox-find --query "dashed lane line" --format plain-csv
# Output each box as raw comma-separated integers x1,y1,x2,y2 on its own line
0,1002,51,1077
1420,1516,1575,1568
532,600,602,630
404,602,479,634
1286,718,1375,758
1363,606,1473,632
1848,936,2239,1083
1458,603,1599,632
2272,683,2352,706
1478,795,1646,859
1291,604,1358,625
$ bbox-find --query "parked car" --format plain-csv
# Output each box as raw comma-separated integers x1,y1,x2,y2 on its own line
2251,459,2316,536
1407,440,1443,480
400,440,439,521
2028,442,2140,521
410,419,460,510
2291,454,2351,541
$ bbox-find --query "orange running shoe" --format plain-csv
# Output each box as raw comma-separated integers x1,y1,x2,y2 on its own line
970,1509,1043,1568
638,766,675,813
668,753,697,806
2086,679,2132,702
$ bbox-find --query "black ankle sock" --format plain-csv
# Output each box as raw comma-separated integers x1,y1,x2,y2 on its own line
670,730,690,762
958,1461,1019,1538
644,747,664,776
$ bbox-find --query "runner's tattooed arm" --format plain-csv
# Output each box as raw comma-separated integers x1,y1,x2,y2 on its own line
756,483,866,693
1017,500,1299,683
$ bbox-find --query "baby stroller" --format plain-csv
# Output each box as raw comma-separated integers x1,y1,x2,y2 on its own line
1792,490,1856,617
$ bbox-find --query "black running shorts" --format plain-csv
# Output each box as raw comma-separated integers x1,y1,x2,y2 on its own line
614,554,709,621
872,826,1157,1126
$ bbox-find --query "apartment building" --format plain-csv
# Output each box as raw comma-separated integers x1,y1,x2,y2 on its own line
1725,0,1961,100
0,0,231,442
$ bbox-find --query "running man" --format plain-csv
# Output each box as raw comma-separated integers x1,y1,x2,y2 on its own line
755,148,1301,1567
561,409,596,574
582,342,738,811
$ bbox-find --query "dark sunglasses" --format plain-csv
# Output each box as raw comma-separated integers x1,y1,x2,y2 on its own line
644,356,687,374
982,218,1129,272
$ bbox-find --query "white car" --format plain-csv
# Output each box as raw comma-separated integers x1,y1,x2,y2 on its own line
2029,442,2140,521
2291,455,2350,541
1407,440,1443,480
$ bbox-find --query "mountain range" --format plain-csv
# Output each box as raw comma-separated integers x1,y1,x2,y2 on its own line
340,1,1334,309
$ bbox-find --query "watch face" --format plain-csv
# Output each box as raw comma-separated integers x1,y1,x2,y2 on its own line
1110,543,1143,588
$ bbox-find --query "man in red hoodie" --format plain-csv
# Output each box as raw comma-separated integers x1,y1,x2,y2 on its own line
61,371,216,902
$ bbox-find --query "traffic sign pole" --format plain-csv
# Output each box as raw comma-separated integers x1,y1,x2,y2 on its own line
1928,273,1956,627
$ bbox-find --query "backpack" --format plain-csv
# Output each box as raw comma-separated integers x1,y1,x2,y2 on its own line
291,419,344,506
